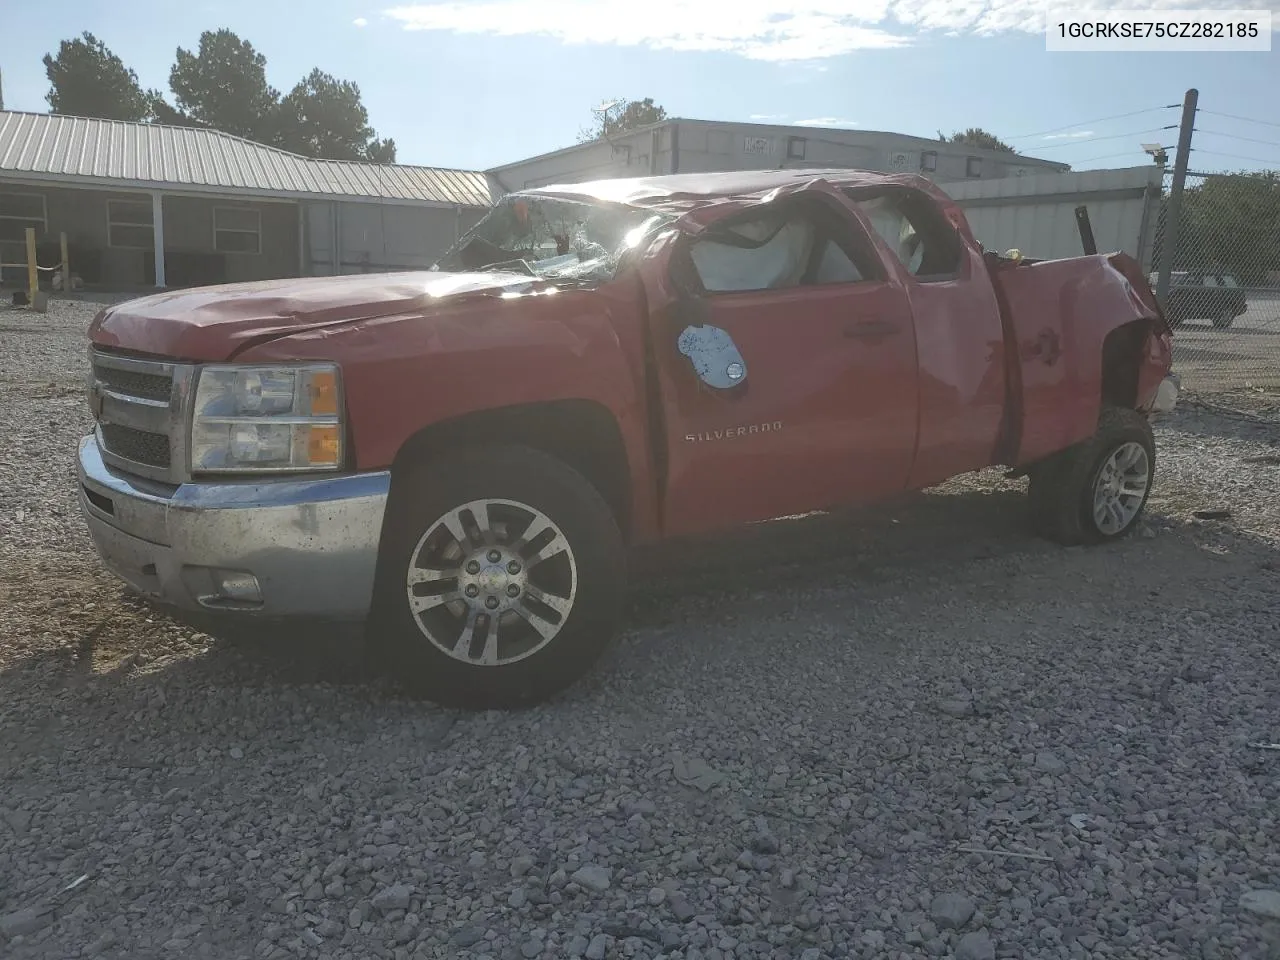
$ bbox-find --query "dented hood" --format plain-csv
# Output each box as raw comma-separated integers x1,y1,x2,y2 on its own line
89,269,539,361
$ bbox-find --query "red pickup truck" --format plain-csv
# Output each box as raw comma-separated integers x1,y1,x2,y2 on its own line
79,169,1177,707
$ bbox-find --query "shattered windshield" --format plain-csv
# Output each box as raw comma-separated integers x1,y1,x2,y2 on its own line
433,194,670,284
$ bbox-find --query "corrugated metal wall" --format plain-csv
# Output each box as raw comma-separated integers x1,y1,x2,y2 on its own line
302,200,485,275
941,166,1162,268
492,121,1069,190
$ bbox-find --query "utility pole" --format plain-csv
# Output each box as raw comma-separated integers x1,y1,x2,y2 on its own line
1154,88,1198,309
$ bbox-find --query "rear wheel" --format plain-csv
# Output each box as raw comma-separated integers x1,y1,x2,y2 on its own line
1027,406,1155,545
1211,308,1235,330
369,445,626,708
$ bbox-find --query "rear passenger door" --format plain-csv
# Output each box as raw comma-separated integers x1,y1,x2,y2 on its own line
841,186,1008,488
646,190,921,537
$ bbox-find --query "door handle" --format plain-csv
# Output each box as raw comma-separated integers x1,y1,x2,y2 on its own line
844,318,900,339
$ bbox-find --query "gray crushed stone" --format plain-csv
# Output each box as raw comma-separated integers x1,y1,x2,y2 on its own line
1,296,1278,959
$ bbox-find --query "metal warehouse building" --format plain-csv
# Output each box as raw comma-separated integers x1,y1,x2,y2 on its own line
0,110,497,290
488,118,1157,268
3,109,1158,292
488,118,1070,191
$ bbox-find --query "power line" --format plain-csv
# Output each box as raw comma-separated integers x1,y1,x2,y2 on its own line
1030,126,1178,150
1006,105,1179,140
1200,109,1280,131
1197,128,1280,149
1190,149,1280,167
1073,147,1172,165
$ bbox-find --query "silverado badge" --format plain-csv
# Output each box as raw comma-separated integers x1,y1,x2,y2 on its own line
684,421,783,442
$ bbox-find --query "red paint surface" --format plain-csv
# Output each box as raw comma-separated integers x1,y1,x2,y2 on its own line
646,273,919,537
89,271,540,361
990,252,1168,466
235,285,663,540
834,197,1009,490
89,167,1172,544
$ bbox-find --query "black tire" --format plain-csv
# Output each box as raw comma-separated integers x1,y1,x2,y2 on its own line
1027,405,1156,546
368,444,626,709
1211,309,1235,330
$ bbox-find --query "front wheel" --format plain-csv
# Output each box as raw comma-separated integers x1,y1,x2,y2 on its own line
369,445,626,709
1211,309,1235,330
1027,406,1155,545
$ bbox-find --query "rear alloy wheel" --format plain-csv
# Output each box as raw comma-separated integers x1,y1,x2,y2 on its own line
371,445,625,709
1211,309,1235,330
1089,441,1151,536
1028,405,1156,545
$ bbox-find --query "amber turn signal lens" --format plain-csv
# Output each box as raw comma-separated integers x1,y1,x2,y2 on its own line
309,370,339,416
306,424,341,466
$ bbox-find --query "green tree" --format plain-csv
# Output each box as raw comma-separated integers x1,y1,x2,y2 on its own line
43,32,158,121
147,96,206,128
938,127,1016,154
1178,170,1280,284
276,69,396,162
579,97,668,141
365,137,397,164
169,29,279,141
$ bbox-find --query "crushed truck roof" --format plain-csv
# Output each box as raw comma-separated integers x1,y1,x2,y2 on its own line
520,167,959,212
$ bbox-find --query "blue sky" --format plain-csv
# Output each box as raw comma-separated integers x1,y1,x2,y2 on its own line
1,0,1277,173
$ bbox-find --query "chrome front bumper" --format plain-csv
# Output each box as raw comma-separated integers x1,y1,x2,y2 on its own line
76,435,390,619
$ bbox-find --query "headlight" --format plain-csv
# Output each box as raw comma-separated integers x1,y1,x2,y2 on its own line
191,363,343,474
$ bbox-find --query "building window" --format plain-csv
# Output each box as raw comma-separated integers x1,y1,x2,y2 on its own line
787,137,807,160
965,156,983,178
214,206,261,255
0,191,48,243
107,199,155,249
919,151,938,173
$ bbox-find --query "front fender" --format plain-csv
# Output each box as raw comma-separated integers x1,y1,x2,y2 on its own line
234,287,650,478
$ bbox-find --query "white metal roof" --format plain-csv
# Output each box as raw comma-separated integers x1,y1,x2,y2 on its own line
489,116,1071,173
0,110,496,208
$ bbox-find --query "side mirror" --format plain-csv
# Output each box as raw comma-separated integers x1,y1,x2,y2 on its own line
676,315,747,390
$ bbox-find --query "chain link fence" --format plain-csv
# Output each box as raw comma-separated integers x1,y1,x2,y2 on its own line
1150,168,1280,407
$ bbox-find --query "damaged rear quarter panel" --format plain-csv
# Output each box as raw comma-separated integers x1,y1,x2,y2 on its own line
991,252,1167,467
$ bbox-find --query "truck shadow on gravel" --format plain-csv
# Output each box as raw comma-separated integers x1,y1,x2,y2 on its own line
2,479,1277,714
223,485,1049,683
624,484,1038,626
8,485,1023,690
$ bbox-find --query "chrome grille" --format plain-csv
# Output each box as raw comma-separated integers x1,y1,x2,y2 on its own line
89,349,194,483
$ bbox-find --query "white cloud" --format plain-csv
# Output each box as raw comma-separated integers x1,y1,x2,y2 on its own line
384,1,908,60
384,0,1280,60
353,16,369,26
750,113,788,121
795,117,859,127
1043,129,1095,139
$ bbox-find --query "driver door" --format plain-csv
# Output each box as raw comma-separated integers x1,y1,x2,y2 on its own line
643,189,921,538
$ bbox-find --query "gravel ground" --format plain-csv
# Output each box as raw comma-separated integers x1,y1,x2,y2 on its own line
2,297,1279,960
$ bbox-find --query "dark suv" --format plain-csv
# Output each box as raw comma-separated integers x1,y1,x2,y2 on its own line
1161,270,1249,329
